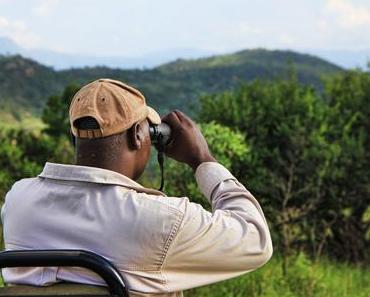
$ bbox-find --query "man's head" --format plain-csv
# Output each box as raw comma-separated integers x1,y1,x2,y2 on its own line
69,78,161,180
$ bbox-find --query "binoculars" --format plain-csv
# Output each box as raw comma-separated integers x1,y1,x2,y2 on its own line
149,123,172,149
149,122,172,191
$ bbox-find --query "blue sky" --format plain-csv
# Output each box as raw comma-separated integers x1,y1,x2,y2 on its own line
0,0,369,57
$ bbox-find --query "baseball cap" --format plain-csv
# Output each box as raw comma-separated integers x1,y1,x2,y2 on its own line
69,78,161,138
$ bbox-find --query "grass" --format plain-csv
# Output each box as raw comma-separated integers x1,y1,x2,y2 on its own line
0,253,367,296
184,254,370,297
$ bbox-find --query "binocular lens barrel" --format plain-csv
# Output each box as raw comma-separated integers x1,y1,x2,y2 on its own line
149,123,172,146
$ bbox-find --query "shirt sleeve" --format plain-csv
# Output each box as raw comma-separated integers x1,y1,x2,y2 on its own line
161,162,273,292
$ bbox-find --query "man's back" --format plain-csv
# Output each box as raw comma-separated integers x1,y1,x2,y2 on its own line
2,162,272,295
2,163,186,293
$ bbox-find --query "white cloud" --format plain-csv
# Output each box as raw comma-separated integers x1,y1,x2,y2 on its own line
279,34,296,46
316,19,330,32
0,16,41,48
238,24,262,35
326,0,370,28
32,0,60,17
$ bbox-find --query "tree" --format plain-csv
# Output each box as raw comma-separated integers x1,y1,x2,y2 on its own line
319,69,370,263
42,83,80,138
198,77,336,272
197,70,370,265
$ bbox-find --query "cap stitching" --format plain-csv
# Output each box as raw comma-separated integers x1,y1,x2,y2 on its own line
99,79,145,101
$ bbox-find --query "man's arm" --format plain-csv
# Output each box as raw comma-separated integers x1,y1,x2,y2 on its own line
160,111,273,291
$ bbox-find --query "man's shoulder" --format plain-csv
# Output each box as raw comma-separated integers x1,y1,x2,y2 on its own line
135,192,190,215
5,173,193,223
7,177,40,193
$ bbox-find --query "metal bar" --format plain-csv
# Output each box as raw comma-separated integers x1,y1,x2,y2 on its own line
0,250,128,297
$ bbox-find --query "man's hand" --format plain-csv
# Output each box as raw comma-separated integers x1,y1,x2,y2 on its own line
161,110,216,170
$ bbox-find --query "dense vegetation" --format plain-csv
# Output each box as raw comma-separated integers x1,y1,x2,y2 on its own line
0,53,368,296
158,70,369,268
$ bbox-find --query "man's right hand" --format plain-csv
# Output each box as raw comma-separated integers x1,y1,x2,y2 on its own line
161,110,216,171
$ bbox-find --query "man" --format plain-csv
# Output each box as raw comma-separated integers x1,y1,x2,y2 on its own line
2,79,273,296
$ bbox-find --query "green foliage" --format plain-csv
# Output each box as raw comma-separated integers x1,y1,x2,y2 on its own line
198,78,329,263
197,70,370,264
0,130,44,199
42,83,80,138
318,70,370,262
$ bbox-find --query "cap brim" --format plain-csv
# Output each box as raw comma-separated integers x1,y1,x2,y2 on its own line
147,106,161,125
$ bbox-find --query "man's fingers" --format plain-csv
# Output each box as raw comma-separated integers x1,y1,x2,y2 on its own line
173,110,193,126
161,111,186,156
162,109,193,129
162,110,183,130
172,110,184,122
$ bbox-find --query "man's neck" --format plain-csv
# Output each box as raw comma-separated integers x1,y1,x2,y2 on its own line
75,158,136,180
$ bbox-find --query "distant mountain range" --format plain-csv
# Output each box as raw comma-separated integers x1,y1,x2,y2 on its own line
0,37,213,70
0,48,342,125
0,36,368,70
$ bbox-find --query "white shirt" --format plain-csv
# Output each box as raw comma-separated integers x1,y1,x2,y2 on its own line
1,162,273,296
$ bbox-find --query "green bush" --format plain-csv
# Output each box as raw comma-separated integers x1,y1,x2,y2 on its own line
197,71,370,264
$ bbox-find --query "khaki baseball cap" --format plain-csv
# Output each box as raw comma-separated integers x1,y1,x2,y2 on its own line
69,78,161,138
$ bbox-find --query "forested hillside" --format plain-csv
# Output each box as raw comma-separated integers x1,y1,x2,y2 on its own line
0,49,342,123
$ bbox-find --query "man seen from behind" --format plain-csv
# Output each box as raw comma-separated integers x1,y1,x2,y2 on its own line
1,78,273,296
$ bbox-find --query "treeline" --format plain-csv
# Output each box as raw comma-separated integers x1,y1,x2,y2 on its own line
0,69,369,268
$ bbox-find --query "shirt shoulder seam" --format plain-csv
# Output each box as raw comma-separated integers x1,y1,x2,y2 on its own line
160,209,184,266
158,206,185,290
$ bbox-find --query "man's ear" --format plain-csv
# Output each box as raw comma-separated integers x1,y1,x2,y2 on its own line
128,122,143,150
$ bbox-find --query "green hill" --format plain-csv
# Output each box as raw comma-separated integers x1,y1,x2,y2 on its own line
0,49,342,124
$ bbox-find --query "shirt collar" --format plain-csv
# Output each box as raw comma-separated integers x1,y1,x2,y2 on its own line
38,162,165,196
